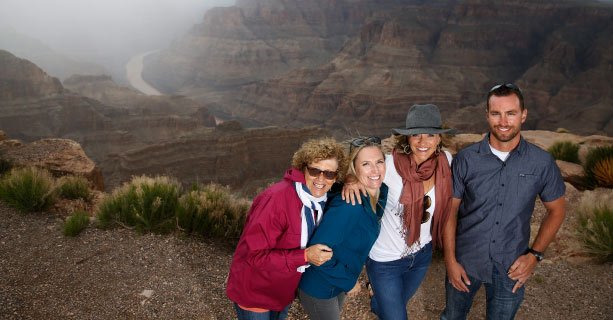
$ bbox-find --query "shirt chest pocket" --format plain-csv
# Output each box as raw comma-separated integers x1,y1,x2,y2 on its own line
516,173,541,200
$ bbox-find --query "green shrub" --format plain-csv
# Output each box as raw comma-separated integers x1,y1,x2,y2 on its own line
577,205,613,262
177,183,250,238
58,175,91,201
96,175,180,233
584,146,613,188
0,166,56,213
548,141,580,164
63,210,90,237
0,155,12,176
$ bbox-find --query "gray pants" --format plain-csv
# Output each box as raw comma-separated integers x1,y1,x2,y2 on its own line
298,289,346,320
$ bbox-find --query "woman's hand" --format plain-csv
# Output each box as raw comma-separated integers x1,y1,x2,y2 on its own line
346,281,361,297
305,244,333,266
341,174,367,205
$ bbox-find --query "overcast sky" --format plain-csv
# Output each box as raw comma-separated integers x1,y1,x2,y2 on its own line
0,0,234,65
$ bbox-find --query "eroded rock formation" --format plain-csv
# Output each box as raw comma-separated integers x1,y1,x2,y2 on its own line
0,51,331,191
143,0,612,137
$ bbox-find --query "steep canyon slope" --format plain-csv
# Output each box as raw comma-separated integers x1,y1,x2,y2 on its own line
0,50,327,191
143,0,613,137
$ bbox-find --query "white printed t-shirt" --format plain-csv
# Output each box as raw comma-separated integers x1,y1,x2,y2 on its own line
369,151,452,262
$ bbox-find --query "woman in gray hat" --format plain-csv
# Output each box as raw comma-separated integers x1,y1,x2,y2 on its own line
344,104,455,320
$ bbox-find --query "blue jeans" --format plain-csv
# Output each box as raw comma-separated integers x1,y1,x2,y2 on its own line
233,303,290,320
441,264,525,320
366,242,432,320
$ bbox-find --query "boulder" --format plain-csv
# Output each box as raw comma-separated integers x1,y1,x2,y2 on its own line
446,134,483,154
556,160,587,190
0,138,104,191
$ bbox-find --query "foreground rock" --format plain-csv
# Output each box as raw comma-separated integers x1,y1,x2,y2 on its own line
0,138,104,190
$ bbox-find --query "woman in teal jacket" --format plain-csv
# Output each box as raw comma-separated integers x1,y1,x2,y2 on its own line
298,136,387,320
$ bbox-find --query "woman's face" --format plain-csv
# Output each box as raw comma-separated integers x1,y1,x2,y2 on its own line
354,146,386,196
303,158,338,198
408,133,441,164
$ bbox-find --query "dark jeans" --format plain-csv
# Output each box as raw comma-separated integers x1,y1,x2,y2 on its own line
440,265,525,320
298,289,346,320
366,242,433,320
233,303,289,320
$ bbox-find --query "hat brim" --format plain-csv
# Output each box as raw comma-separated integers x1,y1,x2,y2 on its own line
392,127,457,136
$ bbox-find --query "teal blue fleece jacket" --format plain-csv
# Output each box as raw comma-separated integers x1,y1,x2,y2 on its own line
299,183,388,299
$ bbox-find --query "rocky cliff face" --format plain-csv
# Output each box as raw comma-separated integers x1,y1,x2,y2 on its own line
102,124,326,191
142,0,403,95
143,0,612,137
0,51,329,191
0,50,64,100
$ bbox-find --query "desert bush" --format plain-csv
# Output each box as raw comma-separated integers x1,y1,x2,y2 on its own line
177,183,250,238
548,141,580,164
97,175,180,233
58,175,91,201
0,166,56,213
63,210,90,237
584,146,613,188
0,152,12,176
577,205,613,262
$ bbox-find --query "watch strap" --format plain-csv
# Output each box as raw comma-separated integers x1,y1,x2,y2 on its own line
526,248,544,262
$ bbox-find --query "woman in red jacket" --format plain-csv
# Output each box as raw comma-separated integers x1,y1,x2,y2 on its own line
226,137,347,320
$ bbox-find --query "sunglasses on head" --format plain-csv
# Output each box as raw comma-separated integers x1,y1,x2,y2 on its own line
489,83,522,94
306,166,338,180
422,195,432,224
350,136,382,151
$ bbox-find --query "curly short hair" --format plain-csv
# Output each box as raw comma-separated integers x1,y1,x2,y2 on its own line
291,137,347,181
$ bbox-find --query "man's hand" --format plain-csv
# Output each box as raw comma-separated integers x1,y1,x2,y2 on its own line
446,260,471,292
305,244,333,266
508,253,537,293
341,174,367,205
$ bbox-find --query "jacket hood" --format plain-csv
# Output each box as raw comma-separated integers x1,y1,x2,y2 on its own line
284,167,306,184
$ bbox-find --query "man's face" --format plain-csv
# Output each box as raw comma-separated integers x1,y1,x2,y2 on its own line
486,94,527,145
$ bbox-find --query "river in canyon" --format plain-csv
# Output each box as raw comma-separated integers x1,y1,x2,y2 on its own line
125,51,162,96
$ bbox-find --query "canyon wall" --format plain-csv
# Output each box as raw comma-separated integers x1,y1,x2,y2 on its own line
143,0,613,137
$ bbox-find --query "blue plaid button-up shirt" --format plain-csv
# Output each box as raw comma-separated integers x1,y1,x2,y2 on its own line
451,134,565,282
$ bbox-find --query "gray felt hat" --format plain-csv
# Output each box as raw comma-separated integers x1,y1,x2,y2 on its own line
392,104,457,136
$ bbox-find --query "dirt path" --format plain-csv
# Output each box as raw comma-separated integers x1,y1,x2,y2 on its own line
0,194,611,319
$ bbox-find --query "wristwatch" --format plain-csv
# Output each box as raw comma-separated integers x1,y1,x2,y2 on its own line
526,248,544,262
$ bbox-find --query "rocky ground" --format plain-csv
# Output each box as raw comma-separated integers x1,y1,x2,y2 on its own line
0,185,611,320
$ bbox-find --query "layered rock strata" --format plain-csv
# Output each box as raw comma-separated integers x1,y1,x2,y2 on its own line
144,0,613,137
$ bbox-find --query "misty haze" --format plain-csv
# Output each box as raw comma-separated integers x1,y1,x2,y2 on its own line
0,0,235,83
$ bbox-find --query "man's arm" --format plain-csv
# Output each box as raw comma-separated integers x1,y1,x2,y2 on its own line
444,198,471,292
508,196,566,293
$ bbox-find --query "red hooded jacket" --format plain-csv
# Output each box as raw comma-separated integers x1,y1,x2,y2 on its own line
226,168,309,311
